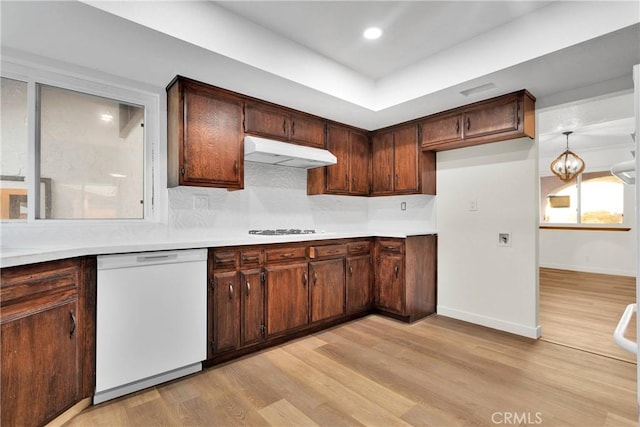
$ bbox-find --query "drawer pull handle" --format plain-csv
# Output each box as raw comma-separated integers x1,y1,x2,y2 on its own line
280,253,294,258
69,310,76,338
242,256,259,262
384,246,397,251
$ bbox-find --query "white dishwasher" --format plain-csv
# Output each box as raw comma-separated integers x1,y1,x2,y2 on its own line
95,249,207,404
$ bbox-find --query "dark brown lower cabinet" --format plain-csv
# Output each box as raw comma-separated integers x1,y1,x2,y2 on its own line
346,254,373,313
1,258,95,427
210,270,240,354
310,258,345,322
375,235,437,322
265,262,309,336
240,269,265,347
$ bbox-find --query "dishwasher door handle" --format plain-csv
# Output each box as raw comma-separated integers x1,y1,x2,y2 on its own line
614,303,637,354
137,254,178,263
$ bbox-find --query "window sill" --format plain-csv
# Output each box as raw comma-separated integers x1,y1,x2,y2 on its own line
539,225,631,232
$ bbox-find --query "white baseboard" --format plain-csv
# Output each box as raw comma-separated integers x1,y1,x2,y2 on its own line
437,306,542,339
540,262,636,277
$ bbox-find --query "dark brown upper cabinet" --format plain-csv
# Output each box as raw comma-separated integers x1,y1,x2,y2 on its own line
421,90,535,151
308,124,370,196
371,124,435,196
167,77,244,189
244,102,326,148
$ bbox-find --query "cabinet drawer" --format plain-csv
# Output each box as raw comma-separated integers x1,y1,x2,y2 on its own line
347,241,371,255
308,244,347,259
265,246,306,263
240,250,262,267
378,240,404,254
213,251,238,270
1,259,80,307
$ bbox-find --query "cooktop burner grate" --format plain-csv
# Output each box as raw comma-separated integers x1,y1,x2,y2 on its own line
248,229,316,236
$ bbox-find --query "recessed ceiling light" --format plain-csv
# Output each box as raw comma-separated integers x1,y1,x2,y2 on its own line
363,27,382,40
109,173,127,178
100,113,114,122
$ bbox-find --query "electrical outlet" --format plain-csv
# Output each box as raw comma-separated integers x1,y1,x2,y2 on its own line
401,202,407,211
498,232,511,247
193,195,209,210
469,199,478,211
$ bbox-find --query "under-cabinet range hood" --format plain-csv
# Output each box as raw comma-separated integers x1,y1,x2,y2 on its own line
244,136,337,169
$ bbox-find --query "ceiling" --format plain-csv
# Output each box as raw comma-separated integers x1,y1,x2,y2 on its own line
215,1,553,80
1,1,639,156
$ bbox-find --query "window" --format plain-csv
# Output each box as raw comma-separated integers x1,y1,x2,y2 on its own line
541,171,624,225
1,77,29,219
1,61,158,222
39,85,144,219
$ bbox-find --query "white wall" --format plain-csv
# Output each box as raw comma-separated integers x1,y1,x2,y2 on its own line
539,145,637,277
436,138,540,338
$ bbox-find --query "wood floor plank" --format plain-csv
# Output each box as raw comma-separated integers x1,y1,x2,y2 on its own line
539,267,637,363
66,313,637,427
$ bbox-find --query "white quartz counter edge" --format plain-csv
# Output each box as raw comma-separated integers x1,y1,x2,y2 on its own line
1,230,437,268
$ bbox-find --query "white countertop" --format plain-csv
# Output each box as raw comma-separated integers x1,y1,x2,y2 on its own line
0,230,437,268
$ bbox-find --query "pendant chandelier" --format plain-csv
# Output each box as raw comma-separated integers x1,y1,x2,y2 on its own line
550,131,585,182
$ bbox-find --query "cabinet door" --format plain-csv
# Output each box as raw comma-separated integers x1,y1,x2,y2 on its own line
290,113,326,148
244,103,289,140
266,263,309,336
463,94,519,140
371,131,394,194
2,300,80,427
182,85,243,188
310,259,345,323
349,131,370,195
376,254,405,315
325,125,350,193
240,269,265,347
393,125,420,193
421,113,463,149
346,255,372,313
210,271,240,354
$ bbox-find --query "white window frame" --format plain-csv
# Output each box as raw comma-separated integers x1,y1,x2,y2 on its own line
1,58,161,223
540,171,632,230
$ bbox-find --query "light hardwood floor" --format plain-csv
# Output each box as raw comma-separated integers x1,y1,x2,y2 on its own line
66,314,637,427
539,267,637,363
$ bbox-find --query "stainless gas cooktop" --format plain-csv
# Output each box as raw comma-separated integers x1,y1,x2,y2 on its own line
248,229,316,236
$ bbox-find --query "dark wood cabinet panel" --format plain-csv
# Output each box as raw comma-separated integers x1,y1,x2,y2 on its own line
376,253,405,314
375,236,436,322
463,94,519,139
1,258,94,427
2,300,80,427
310,258,345,322
210,271,240,354
421,112,463,147
167,77,244,189
371,131,395,194
393,125,419,193
266,263,309,336
371,125,421,195
290,113,326,148
245,103,326,148
326,124,350,193
244,103,289,140
240,269,265,347
346,255,372,314
310,125,370,196
420,90,535,151
350,131,370,195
